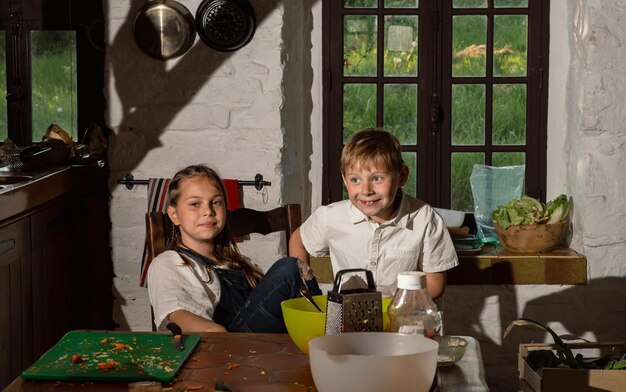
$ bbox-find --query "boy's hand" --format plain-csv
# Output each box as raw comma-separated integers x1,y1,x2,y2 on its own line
297,257,315,281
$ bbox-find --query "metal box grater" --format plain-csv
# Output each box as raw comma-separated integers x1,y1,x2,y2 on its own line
324,268,383,335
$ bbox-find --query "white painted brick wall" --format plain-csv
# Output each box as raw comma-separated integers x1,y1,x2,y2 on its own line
105,0,291,332
104,1,626,390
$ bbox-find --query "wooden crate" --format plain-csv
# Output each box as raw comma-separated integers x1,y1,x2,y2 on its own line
518,341,626,392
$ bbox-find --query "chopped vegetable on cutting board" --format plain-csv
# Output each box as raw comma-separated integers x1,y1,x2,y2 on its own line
21,331,200,382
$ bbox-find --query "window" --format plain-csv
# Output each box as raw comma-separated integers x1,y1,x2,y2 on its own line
323,0,549,210
0,1,104,146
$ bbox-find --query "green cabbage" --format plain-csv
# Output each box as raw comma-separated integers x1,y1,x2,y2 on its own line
545,194,570,224
492,194,570,229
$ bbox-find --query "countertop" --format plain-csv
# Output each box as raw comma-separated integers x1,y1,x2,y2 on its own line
0,166,74,222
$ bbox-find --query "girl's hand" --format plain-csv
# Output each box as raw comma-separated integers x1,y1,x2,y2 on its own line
169,309,228,333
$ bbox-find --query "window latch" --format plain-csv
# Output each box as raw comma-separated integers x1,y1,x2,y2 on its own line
430,95,443,133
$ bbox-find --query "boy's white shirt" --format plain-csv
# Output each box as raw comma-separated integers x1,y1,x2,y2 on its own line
300,193,459,298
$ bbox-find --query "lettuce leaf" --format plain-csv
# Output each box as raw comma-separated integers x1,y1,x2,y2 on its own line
492,194,569,229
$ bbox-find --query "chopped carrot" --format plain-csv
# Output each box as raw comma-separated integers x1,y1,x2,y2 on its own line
97,359,117,370
112,343,133,350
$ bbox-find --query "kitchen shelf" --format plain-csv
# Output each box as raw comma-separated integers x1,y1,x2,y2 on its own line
310,245,587,286
448,244,587,285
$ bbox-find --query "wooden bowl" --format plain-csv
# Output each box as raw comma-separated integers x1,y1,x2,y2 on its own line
494,221,566,253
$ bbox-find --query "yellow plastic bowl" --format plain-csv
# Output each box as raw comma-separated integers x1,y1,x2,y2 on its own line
281,295,391,354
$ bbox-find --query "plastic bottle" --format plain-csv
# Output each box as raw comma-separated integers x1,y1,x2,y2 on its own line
387,271,438,338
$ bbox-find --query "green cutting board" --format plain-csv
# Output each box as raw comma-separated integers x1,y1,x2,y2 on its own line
21,330,201,382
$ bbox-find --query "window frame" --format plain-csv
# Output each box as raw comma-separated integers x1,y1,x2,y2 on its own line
322,0,550,208
0,0,104,146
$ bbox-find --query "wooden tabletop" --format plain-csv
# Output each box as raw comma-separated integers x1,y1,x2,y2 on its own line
4,332,488,392
5,332,314,392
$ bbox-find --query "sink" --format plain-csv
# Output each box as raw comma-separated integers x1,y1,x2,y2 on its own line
0,175,32,185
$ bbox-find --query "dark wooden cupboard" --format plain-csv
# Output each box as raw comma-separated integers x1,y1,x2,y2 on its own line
0,166,114,390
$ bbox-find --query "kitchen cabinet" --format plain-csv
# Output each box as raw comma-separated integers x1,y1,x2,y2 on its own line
0,198,72,388
30,199,72,359
0,217,33,389
0,166,114,390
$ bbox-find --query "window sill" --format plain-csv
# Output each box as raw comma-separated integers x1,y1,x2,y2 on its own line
447,245,587,285
310,245,587,286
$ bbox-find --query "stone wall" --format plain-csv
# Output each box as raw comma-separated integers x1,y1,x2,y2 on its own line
105,0,316,330
104,1,626,390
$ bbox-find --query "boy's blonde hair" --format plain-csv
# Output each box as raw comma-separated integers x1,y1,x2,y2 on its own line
341,128,407,174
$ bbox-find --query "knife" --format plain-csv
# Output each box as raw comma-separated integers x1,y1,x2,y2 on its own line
166,322,184,351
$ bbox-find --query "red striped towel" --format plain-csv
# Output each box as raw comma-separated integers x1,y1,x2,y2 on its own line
140,178,240,287
140,178,171,287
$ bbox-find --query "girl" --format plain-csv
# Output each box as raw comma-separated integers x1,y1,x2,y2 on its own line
148,164,320,332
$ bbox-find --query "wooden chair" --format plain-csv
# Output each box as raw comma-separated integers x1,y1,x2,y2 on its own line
144,203,302,330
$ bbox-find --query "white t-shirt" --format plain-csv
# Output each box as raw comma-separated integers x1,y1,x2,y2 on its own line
300,193,459,297
147,250,221,330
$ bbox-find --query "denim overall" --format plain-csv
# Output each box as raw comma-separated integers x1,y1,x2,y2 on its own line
177,248,321,333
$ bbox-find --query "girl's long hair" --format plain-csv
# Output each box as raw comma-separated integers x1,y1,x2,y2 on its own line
167,165,264,287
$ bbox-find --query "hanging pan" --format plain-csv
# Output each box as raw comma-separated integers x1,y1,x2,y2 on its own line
195,0,256,52
134,0,196,60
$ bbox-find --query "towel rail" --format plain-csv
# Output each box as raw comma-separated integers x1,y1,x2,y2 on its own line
117,173,271,191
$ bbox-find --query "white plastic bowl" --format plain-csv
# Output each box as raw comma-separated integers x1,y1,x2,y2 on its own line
309,332,439,392
434,207,466,227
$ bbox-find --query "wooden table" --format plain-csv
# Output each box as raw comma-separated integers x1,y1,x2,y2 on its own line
4,333,488,391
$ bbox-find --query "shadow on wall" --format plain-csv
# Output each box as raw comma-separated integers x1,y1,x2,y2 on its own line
106,0,284,329
443,276,626,391
520,277,626,342
107,0,284,192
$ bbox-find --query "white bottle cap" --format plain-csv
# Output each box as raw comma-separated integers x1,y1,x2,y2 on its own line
397,271,427,290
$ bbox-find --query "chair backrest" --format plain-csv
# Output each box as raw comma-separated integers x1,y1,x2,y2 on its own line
145,204,302,261
145,203,302,330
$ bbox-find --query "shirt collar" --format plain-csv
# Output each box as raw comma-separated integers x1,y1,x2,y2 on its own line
347,192,410,227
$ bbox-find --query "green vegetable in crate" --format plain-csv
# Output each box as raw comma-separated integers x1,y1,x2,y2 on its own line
492,194,569,229
504,318,626,372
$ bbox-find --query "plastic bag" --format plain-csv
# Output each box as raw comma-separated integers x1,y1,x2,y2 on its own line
470,164,525,244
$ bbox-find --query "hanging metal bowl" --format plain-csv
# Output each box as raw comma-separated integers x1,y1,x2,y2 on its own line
134,0,196,60
195,0,256,52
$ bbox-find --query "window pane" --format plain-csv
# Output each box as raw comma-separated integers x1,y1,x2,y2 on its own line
452,84,485,145
493,84,526,145
343,84,377,142
31,31,77,141
402,152,416,197
452,15,487,77
493,152,525,167
384,84,417,144
0,31,6,141
344,0,377,8
384,15,418,76
385,0,418,8
344,15,378,76
453,0,487,8
494,15,527,77
451,152,484,212
494,0,528,7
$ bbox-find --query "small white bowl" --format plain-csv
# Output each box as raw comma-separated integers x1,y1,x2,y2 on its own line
437,336,468,366
434,208,466,228
309,332,439,392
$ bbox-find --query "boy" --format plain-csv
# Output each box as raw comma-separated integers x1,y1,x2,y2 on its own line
290,128,458,299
